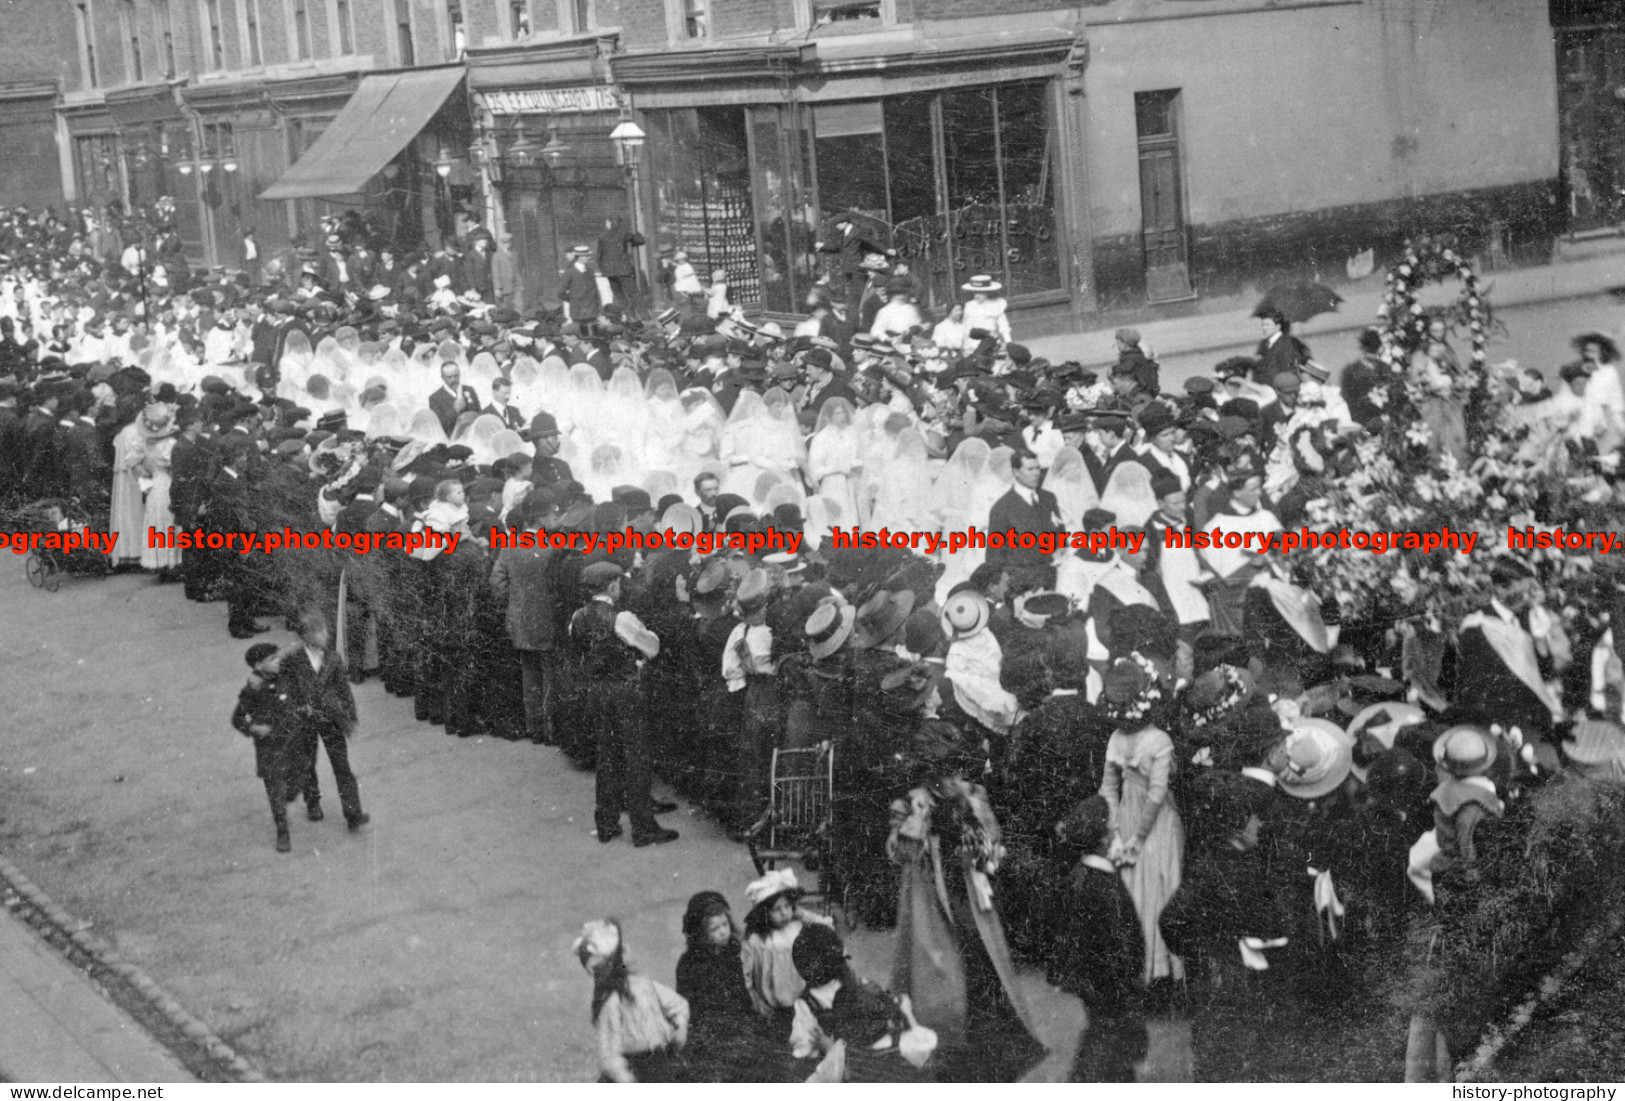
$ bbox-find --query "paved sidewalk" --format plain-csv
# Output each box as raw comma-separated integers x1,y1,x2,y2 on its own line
1027,249,1625,372
0,903,191,1083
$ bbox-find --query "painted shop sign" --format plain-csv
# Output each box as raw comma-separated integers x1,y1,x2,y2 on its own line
476,87,622,115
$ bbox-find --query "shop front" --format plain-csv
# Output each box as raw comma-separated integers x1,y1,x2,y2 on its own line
613,18,1089,321
0,82,65,211
465,35,633,310
258,67,470,258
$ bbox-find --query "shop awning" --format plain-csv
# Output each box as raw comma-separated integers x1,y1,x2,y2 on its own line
259,67,464,200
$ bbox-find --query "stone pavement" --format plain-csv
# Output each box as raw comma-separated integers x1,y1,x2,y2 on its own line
1026,248,1625,374
0,902,191,1082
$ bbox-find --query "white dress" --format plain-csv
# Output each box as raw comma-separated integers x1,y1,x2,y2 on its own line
139,436,181,570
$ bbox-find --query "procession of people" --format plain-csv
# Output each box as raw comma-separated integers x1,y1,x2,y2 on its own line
4,198,1625,1082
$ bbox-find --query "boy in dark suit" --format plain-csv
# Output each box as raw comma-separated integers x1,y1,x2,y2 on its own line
283,608,369,831
231,642,300,852
1052,795,1146,1082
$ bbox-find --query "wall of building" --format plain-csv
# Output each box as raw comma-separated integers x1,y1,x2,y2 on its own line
1081,0,1560,307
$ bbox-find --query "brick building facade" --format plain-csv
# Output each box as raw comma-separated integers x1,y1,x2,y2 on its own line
0,0,1573,329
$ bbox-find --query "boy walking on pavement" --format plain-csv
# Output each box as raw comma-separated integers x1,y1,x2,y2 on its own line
231,642,301,852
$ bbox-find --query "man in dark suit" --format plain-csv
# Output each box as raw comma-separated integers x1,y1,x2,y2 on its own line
560,246,602,331
360,480,414,696
428,360,481,437
283,607,369,831
489,490,566,744
1254,308,1303,384
521,412,573,488
987,449,1065,590
483,376,525,431
59,389,107,510
595,216,645,316
799,348,857,421
815,213,886,322
0,379,24,491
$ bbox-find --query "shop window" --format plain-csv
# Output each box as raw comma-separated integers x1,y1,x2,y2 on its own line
836,80,1059,307
812,101,887,219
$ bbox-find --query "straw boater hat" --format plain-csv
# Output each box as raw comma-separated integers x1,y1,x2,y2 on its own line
939,589,991,642
1563,719,1625,770
735,568,772,616
805,599,857,660
961,274,1002,295
1270,718,1355,799
1432,725,1498,779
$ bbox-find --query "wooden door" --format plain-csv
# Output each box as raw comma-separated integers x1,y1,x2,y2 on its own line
1135,90,1193,302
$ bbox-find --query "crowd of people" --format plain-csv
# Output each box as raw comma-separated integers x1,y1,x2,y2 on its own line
4,200,1625,1082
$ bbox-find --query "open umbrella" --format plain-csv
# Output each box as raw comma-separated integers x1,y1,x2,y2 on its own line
1255,282,1344,324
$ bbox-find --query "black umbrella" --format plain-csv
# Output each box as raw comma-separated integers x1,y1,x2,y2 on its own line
1254,282,1344,324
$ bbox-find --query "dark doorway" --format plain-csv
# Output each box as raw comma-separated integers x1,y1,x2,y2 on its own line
1135,88,1193,303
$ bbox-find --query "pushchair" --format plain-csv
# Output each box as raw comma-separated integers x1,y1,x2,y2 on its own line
13,498,112,592
745,741,836,914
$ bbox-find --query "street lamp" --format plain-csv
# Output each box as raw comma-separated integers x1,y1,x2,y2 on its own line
610,120,646,168
540,126,570,168
434,148,455,178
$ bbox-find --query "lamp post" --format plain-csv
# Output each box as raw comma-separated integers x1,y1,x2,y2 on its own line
610,119,647,315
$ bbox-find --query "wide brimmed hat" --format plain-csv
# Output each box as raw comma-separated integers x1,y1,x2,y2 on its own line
1347,701,1426,750
961,274,1002,294
852,589,916,651
661,503,701,538
805,600,857,660
939,589,991,642
139,404,177,439
1433,725,1498,779
1013,590,1071,629
1271,718,1355,799
736,567,772,615
745,867,801,909
1564,719,1625,767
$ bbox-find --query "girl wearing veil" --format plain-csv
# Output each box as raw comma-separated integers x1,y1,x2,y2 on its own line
803,494,847,552
407,407,449,446
720,390,772,499
603,366,651,460
466,412,507,468
584,443,630,504
1046,447,1100,530
1099,461,1158,529
807,397,862,526
366,401,407,442
856,409,912,527
679,390,727,491
758,387,808,484
563,363,605,455
870,428,935,536
644,369,686,475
